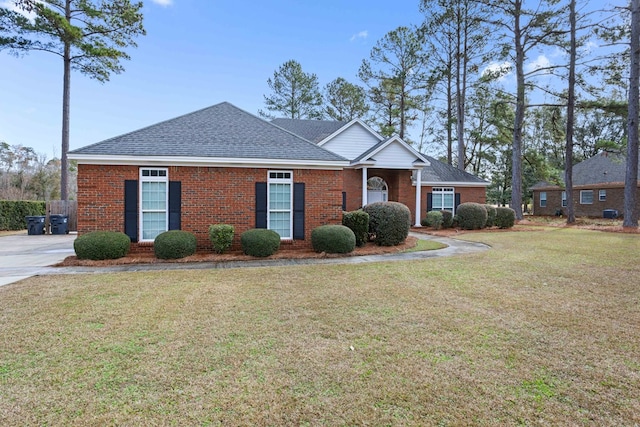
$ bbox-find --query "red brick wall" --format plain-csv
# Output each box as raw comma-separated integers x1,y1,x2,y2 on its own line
532,185,640,217
77,164,343,252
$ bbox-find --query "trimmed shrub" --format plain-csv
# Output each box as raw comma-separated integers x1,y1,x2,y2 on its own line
209,224,234,254
154,230,197,259
0,200,46,231
74,231,131,260
441,210,454,228
342,210,369,247
363,201,411,246
484,204,497,227
495,207,516,228
423,210,444,230
311,225,356,254
241,228,281,257
456,202,488,230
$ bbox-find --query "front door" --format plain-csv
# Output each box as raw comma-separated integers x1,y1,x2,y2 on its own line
367,176,388,204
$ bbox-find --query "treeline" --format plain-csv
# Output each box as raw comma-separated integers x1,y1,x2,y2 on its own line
259,0,637,223
0,141,73,201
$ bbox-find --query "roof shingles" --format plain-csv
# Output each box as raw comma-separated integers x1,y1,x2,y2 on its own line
70,102,346,163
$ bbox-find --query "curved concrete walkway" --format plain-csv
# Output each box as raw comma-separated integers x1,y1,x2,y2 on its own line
0,232,489,286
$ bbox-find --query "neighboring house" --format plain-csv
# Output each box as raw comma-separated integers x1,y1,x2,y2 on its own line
531,152,640,217
69,102,488,251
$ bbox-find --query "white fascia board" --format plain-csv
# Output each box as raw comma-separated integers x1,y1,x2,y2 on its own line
68,154,349,170
417,181,491,187
316,119,384,147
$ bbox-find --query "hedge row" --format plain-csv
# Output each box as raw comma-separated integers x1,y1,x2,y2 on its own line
0,200,46,230
421,203,516,231
73,202,416,260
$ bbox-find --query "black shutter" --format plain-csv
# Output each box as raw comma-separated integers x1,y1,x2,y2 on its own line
427,193,432,212
455,193,461,210
342,192,347,211
293,183,305,240
169,181,181,230
255,182,267,229
124,180,138,242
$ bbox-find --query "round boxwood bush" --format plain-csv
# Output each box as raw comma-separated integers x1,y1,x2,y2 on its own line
422,210,444,230
440,210,454,228
311,225,356,254
74,231,131,260
241,228,281,257
484,204,497,227
363,201,411,246
154,230,197,259
342,210,369,247
456,202,488,230
495,207,516,228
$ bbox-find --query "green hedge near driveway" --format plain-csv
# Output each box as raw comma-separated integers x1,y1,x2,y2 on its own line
0,200,46,230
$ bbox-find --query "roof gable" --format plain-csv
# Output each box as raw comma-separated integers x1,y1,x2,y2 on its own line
69,102,347,164
354,136,429,168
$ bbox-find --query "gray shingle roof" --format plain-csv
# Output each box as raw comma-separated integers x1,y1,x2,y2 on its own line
531,152,640,189
271,118,346,143
69,102,346,162
421,155,489,184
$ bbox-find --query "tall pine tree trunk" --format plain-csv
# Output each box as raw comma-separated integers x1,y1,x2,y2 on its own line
565,0,576,224
511,0,525,220
624,0,640,227
60,0,71,201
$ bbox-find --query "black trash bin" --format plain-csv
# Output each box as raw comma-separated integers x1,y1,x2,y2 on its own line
50,214,69,235
25,216,46,235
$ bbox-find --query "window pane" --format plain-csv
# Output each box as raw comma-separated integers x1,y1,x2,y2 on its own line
443,193,454,209
269,183,290,210
142,182,167,210
581,191,593,204
142,212,166,240
269,212,290,238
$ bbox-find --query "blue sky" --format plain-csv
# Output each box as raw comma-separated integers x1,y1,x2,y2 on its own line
0,0,425,159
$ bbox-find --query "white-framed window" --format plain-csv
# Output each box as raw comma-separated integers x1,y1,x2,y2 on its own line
580,190,593,205
540,191,547,207
561,191,567,207
268,170,293,239
599,189,607,201
432,187,455,212
140,168,168,241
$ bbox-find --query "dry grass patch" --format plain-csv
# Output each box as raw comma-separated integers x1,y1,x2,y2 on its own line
0,228,638,425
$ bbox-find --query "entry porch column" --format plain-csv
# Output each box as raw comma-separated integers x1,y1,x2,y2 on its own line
361,167,368,207
414,169,422,226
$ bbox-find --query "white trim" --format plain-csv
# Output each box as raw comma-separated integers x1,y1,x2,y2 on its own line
361,167,368,207
316,119,385,147
352,135,430,167
414,169,422,227
267,170,293,240
68,154,349,169
139,167,169,242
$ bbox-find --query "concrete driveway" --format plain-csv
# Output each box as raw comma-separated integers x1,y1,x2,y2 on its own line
0,232,76,286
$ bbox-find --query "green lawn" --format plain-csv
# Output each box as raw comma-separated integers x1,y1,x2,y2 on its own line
1,228,638,425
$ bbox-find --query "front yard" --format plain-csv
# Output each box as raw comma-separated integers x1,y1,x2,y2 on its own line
1,227,638,425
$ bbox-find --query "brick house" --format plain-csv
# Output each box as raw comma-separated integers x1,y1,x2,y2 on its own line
69,102,488,251
531,152,640,218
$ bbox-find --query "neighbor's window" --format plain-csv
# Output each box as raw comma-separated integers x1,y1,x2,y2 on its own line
140,168,168,241
561,191,567,207
580,190,593,204
599,189,606,201
540,192,547,207
268,171,293,239
432,187,455,212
